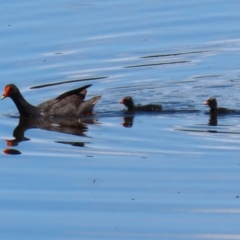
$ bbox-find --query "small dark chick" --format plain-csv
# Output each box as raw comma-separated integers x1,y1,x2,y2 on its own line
120,96,162,112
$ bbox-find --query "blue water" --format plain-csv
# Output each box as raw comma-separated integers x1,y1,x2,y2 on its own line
1,0,240,239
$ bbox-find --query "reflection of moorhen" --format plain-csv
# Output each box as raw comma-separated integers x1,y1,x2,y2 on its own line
204,97,233,114
122,116,134,128
3,148,21,155
56,141,86,147
120,96,162,112
1,84,101,117
208,113,218,126
5,116,98,147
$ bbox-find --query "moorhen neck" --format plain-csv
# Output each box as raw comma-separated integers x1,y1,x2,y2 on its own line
1,84,101,117
120,96,162,112
204,97,232,114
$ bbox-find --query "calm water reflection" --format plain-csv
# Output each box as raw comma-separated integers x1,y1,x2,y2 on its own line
3,116,99,154
122,116,134,128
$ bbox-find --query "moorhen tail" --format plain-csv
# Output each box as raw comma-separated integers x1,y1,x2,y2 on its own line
204,97,233,114
1,84,101,117
120,96,162,112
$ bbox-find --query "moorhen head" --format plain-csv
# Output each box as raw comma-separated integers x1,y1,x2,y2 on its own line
204,97,217,111
2,84,20,100
120,96,135,111
2,84,38,116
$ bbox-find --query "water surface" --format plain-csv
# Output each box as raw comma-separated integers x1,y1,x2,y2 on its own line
1,0,240,239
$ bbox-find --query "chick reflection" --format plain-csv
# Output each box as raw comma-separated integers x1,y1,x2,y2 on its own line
122,116,134,128
208,113,218,126
5,116,98,148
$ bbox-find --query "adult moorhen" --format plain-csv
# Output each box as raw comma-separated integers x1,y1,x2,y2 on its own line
120,96,162,112
204,97,233,114
1,84,101,117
